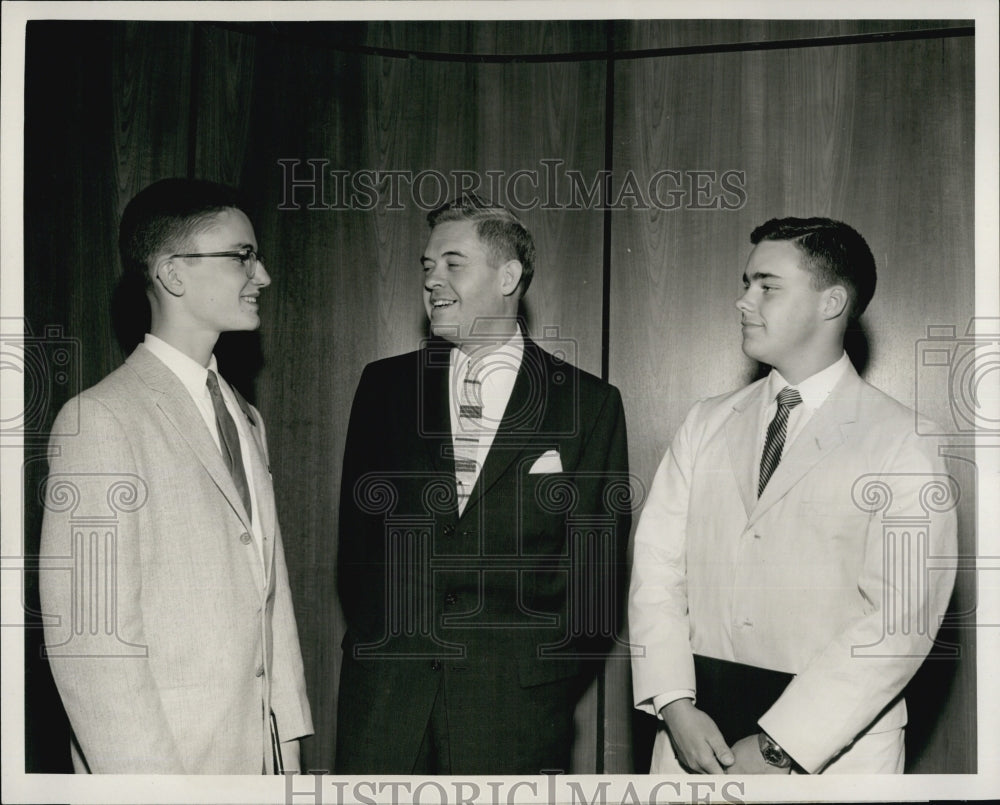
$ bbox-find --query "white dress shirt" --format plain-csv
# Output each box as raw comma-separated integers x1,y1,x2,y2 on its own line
447,327,524,500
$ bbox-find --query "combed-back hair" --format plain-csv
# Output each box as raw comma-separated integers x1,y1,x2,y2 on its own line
427,193,535,296
119,178,246,288
751,217,877,318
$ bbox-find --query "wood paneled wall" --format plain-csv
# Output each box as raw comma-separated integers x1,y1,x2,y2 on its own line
22,19,975,775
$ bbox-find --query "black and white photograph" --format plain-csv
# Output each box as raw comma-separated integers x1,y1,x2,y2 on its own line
1,1,996,803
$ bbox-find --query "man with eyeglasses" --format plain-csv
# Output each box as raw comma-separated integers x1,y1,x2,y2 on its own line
40,178,312,773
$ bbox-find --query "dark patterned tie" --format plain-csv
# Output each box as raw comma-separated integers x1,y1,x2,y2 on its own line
206,370,252,522
758,386,803,497
454,361,483,515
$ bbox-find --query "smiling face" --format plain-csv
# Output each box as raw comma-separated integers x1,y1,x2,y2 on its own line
736,239,835,382
169,208,271,337
421,220,520,352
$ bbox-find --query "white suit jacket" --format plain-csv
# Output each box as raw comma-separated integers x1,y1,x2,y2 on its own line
629,364,957,773
40,344,313,773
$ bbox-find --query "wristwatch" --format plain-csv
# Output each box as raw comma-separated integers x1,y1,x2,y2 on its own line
757,731,793,769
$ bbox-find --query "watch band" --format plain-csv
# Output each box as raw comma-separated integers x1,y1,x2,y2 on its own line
758,731,793,768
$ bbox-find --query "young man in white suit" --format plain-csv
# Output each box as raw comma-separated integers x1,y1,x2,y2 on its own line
40,178,312,773
628,217,957,774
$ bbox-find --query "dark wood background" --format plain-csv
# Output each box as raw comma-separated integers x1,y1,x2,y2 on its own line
21,19,976,774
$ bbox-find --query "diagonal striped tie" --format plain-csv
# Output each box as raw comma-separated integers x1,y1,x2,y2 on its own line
758,386,803,497
454,361,483,515
206,370,253,522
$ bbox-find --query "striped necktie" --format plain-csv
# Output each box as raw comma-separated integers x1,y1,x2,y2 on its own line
758,386,803,497
453,360,483,515
206,370,252,522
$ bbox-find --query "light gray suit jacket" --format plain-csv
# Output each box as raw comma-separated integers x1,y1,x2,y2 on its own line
629,364,957,772
40,344,312,773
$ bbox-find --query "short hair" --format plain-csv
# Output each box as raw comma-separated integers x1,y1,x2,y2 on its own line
119,178,247,288
427,193,535,296
750,217,877,318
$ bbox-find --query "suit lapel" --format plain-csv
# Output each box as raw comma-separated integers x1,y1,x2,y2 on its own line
725,384,766,519
747,367,862,526
126,346,255,534
420,340,456,482
231,387,276,584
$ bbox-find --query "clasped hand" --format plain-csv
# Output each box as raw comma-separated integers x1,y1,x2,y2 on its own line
659,700,790,774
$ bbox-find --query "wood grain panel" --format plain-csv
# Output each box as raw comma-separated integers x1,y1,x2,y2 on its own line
617,19,972,52
111,23,194,218
194,24,256,186
611,35,974,772
471,59,607,377
360,20,609,55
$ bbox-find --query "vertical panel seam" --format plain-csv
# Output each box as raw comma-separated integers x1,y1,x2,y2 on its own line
595,20,616,776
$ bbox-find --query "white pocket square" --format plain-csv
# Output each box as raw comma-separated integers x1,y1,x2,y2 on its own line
529,449,563,474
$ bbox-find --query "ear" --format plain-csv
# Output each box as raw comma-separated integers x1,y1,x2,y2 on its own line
153,257,185,298
821,284,850,320
498,259,524,297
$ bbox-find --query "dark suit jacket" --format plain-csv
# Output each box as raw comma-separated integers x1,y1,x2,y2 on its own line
335,336,630,773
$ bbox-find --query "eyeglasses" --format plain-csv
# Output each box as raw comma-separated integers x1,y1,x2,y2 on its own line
169,247,263,279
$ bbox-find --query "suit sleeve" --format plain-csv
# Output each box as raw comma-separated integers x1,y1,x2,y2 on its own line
758,430,958,772
256,412,314,743
39,396,186,773
267,522,314,741
628,401,703,714
337,364,378,634
573,384,631,654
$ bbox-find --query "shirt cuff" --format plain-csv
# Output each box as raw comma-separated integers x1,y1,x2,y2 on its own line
653,690,696,719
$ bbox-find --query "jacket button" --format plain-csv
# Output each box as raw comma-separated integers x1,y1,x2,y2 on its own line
255,664,265,677
443,524,455,537
240,532,252,545
444,593,458,606
431,660,442,671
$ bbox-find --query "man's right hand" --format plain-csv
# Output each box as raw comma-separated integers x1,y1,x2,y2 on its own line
659,698,735,773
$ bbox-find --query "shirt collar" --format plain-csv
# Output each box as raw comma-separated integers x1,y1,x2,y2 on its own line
143,333,220,399
450,325,525,380
767,351,851,413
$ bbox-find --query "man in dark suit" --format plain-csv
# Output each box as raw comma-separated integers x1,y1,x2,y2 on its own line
335,194,630,774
